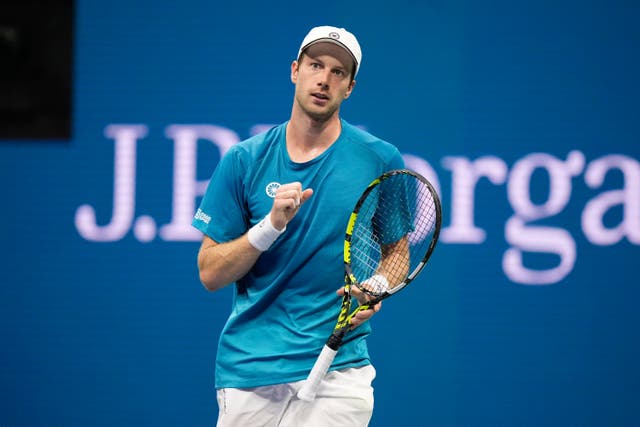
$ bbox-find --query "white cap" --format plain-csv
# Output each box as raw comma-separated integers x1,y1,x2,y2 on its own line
297,26,362,77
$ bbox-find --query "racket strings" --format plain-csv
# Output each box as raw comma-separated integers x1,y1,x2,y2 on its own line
350,222,387,295
349,173,439,296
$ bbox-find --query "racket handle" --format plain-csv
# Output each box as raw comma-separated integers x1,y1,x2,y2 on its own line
297,344,338,401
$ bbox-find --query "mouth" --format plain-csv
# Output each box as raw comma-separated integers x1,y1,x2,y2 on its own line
311,92,329,102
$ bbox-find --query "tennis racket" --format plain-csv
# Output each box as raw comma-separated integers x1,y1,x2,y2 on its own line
297,168,442,401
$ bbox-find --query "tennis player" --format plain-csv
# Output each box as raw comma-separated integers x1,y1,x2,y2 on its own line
193,25,405,426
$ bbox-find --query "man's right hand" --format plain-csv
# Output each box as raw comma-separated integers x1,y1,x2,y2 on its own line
270,182,314,230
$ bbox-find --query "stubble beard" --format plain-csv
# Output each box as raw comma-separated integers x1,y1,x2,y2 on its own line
296,93,339,124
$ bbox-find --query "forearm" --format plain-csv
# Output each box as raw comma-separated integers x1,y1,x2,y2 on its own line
197,182,314,292
378,236,410,289
197,235,262,292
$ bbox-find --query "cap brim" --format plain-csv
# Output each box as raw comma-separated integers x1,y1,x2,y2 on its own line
299,39,359,73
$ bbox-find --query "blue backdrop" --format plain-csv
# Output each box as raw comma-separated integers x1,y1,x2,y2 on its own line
2,1,639,426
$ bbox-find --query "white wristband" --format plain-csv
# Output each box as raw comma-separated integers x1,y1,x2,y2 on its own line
247,213,285,252
362,274,390,294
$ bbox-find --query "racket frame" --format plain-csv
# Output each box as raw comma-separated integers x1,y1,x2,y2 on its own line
297,169,442,401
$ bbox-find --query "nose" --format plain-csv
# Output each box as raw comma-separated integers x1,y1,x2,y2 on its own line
317,70,331,89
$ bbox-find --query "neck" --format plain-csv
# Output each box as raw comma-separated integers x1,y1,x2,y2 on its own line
286,108,342,163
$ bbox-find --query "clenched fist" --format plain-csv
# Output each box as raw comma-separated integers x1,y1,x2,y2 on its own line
270,182,314,230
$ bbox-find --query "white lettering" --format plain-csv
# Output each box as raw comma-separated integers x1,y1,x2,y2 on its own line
159,125,240,241
440,156,508,243
74,124,147,242
194,208,211,225
503,151,585,285
73,123,640,286
582,154,640,245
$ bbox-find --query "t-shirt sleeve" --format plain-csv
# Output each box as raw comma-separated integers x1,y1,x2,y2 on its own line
192,147,249,243
376,146,411,245
375,172,416,245
387,147,406,171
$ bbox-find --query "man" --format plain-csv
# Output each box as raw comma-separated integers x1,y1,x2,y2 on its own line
193,25,405,426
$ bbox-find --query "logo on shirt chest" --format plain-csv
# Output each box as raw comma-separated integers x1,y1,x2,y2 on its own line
265,182,281,198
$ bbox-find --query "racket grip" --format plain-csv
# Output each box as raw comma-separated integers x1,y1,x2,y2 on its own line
297,344,338,401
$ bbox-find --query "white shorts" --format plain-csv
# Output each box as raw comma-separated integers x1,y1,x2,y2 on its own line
216,365,376,427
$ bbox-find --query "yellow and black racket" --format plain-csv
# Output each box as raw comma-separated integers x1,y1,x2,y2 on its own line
297,169,442,401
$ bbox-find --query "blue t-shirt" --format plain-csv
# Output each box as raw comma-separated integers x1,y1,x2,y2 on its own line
192,119,405,388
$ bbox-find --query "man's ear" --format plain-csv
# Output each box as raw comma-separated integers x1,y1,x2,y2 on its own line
344,79,356,99
291,60,299,84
